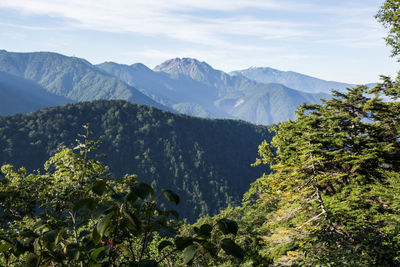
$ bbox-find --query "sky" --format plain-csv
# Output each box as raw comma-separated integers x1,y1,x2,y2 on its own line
0,0,397,84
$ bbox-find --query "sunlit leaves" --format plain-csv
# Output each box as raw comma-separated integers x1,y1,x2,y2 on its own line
183,244,198,264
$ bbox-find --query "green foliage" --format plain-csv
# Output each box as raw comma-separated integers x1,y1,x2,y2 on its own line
0,125,245,266
0,100,271,221
246,83,400,265
376,0,400,58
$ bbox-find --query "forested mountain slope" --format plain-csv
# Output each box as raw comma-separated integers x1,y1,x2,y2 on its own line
0,100,271,221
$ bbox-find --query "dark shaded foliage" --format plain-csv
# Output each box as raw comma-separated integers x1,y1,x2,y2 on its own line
0,100,271,221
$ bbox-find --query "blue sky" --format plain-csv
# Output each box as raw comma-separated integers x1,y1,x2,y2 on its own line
0,0,397,84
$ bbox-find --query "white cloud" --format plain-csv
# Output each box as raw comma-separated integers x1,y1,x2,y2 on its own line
0,0,327,44
0,0,392,83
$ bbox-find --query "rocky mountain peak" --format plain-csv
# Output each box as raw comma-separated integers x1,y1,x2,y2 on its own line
154,57,222,85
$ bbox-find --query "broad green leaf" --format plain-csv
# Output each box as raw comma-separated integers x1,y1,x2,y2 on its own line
202,241,218,257
217,218,238,235
43,230,59,250
66,243,80,260
162,189,180,205
131,183,154,199
91,246,105,261
220,238,244,260
175,237,194,250
126,192,138,204
92,180,106,195
183,244,198,264
97,212,114,237
74,250,81,261
87,198,98,210
196,224,212,238
73,198,97,212
92,227,101,245
73,199,87,213
122,210,141,232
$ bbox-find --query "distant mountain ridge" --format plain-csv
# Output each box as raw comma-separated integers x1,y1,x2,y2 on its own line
0,71,73,116
0,50,170,111
0,50,357,124
96,61,230,118
230,67,373,94
154,58,331,123
99,57,329,124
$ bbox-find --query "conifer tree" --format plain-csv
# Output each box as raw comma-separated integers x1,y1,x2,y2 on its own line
242,2,400,264
249,82,399,264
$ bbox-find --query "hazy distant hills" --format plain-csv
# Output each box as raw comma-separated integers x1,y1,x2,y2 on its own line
0,50,169,111
96,61,231,118
0,71,72,115
230,67,368,94
0,100,271,221
0,50,351,124
100,58,329,124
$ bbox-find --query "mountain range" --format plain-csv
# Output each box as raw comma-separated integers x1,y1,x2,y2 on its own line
0,49,368,124
97,57,329,124
230,67,377,94
0,50,169,113
230,67,352,94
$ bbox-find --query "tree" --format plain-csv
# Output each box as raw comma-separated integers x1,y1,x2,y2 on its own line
376,0,400,58
0,125,244,266
234,2,400,264
247,82,400,265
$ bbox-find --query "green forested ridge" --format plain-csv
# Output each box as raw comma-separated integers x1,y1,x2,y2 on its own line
0,127,246,266
0,100,271,221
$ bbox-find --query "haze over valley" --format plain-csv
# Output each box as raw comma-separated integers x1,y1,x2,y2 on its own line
0,49,372,124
